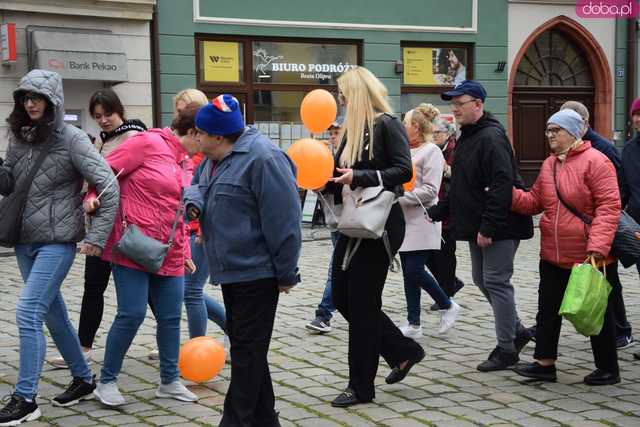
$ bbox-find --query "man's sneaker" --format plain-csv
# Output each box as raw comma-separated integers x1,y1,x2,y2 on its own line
0,393,41,426
148,349,159,360
429,303,440,311
155,381,198,402
514,327,533,353
616,335,635,349
528,325,537,343
52,376,96,407
48,349,93,370
399,324,423,339
305,317,332,334
438,301,460,334
94,382,125,407
477,347,519,372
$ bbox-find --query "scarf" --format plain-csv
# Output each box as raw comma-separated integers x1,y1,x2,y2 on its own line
556,139,583,163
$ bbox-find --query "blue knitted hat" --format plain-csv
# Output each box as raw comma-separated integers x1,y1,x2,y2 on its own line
195,94,245,136
547,109,584,139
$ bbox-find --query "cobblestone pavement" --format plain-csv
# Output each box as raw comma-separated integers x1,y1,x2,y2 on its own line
1,229,640,426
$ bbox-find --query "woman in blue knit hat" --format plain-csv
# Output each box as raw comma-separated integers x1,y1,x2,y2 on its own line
510,109,622,385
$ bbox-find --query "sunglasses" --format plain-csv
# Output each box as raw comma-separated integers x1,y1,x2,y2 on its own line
21,92,46,104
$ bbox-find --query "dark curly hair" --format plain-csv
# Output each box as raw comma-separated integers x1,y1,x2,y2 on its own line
6,93,55,144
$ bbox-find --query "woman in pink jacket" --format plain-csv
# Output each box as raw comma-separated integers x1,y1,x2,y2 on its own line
511,109,621,386
85,105,201,406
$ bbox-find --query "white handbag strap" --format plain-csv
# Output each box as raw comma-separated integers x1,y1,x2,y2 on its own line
376,170,383,187
317,191,339,224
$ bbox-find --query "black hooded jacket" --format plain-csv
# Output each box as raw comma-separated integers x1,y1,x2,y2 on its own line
428,112,533,241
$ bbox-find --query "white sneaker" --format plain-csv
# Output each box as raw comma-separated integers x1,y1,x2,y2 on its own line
223,335,231,362
438,301,460,334
94,382,125,407
155,381,198,402
48,349,93,369
399,323,423,339
148,349,159,360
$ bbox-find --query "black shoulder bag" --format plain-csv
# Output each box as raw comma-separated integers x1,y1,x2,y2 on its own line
0,143,51,247
553,161,640,268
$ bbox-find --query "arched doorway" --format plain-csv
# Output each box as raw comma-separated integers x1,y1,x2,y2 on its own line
509,16,612,186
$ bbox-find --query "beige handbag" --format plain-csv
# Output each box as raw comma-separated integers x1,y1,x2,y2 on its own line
335,171,398,271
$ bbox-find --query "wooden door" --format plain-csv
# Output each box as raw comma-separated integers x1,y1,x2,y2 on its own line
513,90,594,186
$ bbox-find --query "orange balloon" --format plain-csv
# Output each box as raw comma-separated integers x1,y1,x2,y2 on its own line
403,163,417,192
287,138,335,190
179,336,225,383
300,89,337,133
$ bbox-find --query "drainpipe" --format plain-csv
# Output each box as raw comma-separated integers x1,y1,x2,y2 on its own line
150,5,161,128
626,18,637,140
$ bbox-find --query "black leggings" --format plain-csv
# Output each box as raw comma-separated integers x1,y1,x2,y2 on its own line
78,255,157,348
535,260,618,375
332,205,424,402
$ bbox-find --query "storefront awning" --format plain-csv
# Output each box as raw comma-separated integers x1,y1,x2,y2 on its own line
28,28,128,82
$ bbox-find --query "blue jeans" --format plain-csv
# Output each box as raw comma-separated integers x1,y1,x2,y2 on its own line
14,243,92,399
400,250,451,326
184,234,226,338
315,232,339,321
101,265,184,385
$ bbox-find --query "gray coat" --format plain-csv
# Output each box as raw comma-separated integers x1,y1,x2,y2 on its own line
0,70,118,248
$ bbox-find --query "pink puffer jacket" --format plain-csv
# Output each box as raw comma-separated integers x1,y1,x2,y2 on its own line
512,142,620,269
94,128,192,276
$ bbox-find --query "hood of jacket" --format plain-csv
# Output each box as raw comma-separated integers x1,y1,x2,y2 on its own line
151,127,189,163
100,119,147,143
13,69,65,134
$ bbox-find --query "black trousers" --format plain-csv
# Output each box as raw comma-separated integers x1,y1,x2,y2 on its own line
425,227,460,297
219,279,280,427
535,260,619,375
607,264,633,338
78,255,157,348
332,205,424,402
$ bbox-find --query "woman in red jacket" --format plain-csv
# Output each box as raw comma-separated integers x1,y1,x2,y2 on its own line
511,109,621,385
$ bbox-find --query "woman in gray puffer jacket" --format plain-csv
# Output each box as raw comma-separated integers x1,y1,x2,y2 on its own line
0,70,118,425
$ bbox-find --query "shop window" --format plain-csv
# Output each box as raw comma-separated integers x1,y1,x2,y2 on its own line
252,41,357,85
199,40,244,83
400,42,473,118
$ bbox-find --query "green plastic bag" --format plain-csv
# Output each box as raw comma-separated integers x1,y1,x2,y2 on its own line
559,259,612,337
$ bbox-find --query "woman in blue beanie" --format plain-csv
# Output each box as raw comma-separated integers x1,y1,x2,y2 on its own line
510,109,622,385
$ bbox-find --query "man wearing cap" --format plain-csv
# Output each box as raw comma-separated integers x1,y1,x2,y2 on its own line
185,94,302,427
428,80,533,372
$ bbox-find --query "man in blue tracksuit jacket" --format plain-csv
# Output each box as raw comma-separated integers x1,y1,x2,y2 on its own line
185,94,301,427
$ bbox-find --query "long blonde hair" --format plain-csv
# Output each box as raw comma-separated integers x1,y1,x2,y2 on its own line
173,88,208,112
410,103,440,143
338,67,392,167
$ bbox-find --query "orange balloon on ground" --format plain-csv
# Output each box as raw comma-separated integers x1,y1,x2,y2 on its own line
287,138,335,190
179,336,225,383
300,89,337,133
403,163,417,191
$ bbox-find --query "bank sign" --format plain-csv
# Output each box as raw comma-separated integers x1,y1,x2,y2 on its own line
36,50,128,82
251,41,358,85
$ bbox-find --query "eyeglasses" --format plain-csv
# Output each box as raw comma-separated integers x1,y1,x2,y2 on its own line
21,92,46,104
545,127,564,137
449,98,477,108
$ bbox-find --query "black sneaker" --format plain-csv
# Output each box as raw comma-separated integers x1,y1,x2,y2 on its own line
514,328,533,353
52,376,96,407
616,335,635,350
477,347,519,372
513,361,557,382
0,393,40,426
528,325,537,343
429,303,440,311
305,317,331,333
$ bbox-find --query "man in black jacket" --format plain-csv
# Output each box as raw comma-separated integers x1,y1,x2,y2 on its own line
428,80,533,372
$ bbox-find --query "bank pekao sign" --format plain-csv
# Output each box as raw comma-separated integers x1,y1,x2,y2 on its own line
37,50,128,82
251,41,358,85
